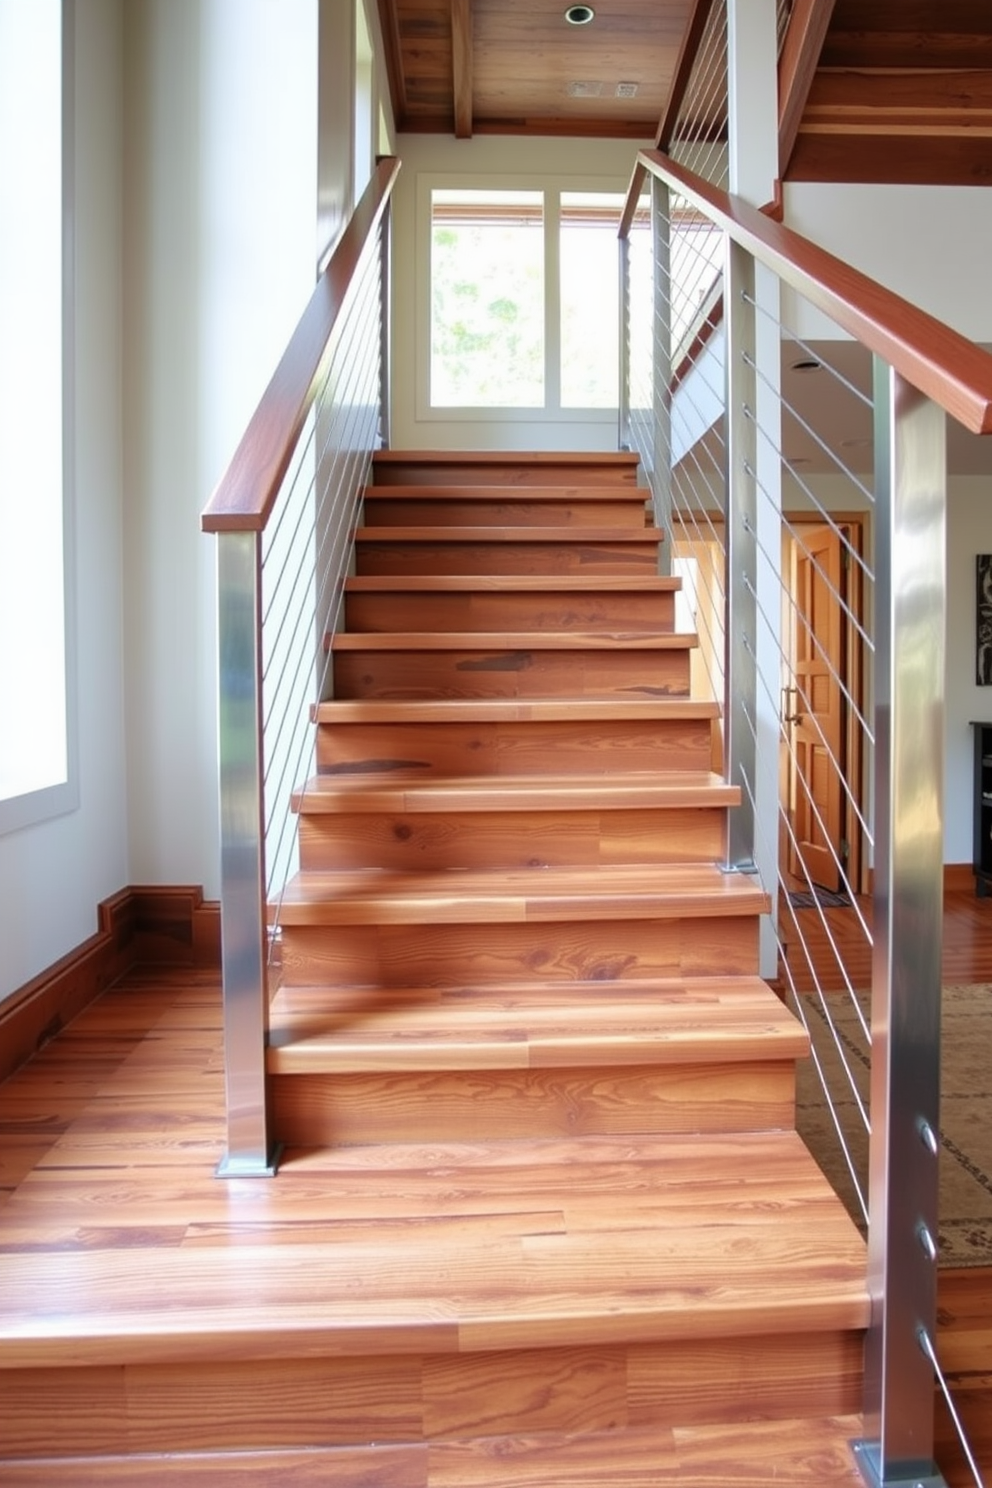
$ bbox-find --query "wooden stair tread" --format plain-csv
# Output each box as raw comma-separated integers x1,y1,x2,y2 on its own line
314,698,721,724
363,483,650,501
355,526,662,543
372,449,640,470
292,771,738,813
267,974,808,1070
0,1131,867,1368
345,574,681,592
0,1418,868,1484
275,863,771,925
331,631,695,652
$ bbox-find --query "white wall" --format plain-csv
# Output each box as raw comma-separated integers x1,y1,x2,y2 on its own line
390,132,649,451
122,0,320,899
783,183,992,344
0,0,129,1002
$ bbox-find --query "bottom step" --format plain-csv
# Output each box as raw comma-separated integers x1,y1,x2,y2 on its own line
0,1417,868,1485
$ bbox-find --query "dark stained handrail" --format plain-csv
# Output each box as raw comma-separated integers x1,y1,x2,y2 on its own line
202,157,401,534
625,148,992,436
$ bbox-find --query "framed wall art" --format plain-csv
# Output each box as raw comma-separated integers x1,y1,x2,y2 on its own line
978,555,992,685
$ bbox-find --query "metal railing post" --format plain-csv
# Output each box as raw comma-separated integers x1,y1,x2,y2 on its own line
855,361,947,1487
379,210,392,450
723,237,757,871
651,175,672,575
215,530,276,1178
618,230,630,451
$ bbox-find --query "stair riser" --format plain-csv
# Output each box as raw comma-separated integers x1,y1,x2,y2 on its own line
271,1062,795,1144
278,917,761,986
362,497,649,528
316,717,716,776
332,648,691,701
0,1333,861,1461
344,589,676,633
297,808,727,871
355,540,660,577
371,455,640,487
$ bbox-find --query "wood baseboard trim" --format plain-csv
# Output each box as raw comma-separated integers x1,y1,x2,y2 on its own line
0,885,220,1085
945,863,974,894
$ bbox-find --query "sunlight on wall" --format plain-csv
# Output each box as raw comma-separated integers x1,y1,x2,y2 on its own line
0,0,68,807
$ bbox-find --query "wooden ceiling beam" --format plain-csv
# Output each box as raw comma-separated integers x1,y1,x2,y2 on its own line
451,0,473,139
777,0,837,178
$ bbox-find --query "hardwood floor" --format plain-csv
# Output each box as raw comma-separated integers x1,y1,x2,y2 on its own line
0,905,989,1481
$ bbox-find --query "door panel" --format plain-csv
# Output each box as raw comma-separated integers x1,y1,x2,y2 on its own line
787,524,845,892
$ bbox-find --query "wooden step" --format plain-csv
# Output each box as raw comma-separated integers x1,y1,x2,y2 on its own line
313,697,721,777
354,527,662,577
268,974,804,1143
275,862,770,927
371,448,641,486
0,1132,867,1369
344,574,679,634
362,484,650,529
331,631,694,701
0,1416,870,1485
0,1417,869,1485
275,864,769,986
293,771,736,870
268,975,806,1069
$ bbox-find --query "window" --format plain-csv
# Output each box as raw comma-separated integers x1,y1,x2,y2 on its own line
431,190,545,408
0,0,76,833
426,181,626,418
559,193,621,409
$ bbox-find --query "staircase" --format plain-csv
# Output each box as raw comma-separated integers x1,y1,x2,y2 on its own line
259,449,870,1480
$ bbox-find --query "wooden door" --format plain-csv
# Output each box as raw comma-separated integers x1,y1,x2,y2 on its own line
787,524,845,892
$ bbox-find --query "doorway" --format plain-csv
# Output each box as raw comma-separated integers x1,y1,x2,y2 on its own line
781,517,867,897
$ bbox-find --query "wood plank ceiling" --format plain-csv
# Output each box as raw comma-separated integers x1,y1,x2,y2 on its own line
378,0,992,186
378,0,695,139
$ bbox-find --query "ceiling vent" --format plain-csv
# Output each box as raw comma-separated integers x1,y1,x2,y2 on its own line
566,80,603,97
615,81,639,98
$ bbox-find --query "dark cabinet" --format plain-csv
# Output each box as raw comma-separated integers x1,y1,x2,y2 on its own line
972,721,992,895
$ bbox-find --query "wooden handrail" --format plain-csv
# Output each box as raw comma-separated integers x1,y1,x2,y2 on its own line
633,149,992,436
202,157,401,534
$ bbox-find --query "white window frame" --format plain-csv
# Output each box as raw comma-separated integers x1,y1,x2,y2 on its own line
0,0,78,836
415,171,625,428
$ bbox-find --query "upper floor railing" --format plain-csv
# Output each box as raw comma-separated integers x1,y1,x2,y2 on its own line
620,145,992,1488
201,156,399,1178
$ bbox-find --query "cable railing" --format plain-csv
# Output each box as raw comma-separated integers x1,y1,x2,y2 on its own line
201,156,400,1178
620,142,992,1487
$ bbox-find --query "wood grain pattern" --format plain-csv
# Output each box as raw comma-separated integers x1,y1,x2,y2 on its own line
314,699,718,777
344,583,677,634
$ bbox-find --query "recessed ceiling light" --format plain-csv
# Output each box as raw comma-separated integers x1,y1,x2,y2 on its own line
565,4,595,24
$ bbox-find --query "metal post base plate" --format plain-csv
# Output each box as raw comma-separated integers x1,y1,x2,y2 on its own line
215,1143,283,1179
852,1440,949,1488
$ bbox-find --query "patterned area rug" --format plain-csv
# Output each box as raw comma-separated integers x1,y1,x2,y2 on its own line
795,982,992,1267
